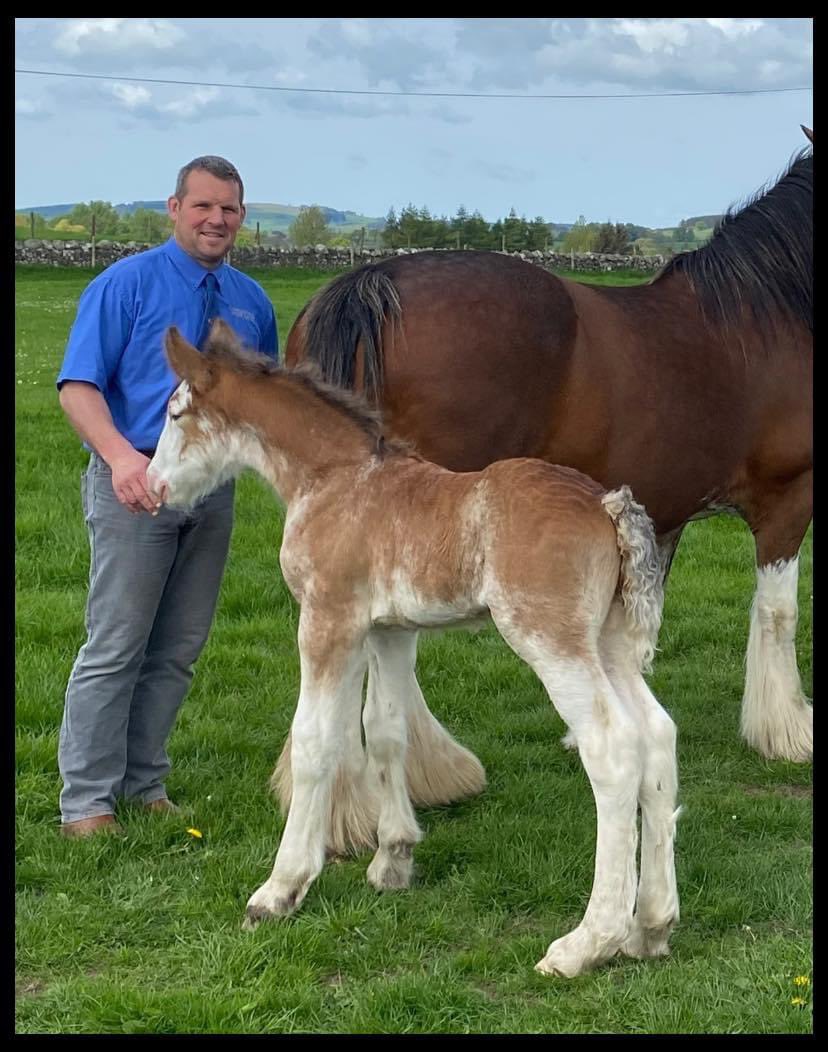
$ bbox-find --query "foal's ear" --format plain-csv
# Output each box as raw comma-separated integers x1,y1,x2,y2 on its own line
208,317,239,344
801,125,813,145
205,317,242,359
164,326,216,394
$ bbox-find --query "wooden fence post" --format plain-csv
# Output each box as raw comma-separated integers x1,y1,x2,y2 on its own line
91,214,96,269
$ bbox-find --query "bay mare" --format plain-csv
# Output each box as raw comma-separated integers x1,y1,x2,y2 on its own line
148,321,677,978
285,130,813,765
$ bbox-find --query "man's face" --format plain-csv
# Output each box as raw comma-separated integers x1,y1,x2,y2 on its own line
167,169,246,268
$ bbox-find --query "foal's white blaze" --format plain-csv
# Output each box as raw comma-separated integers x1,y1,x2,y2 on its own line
742,557,812,761
148,380,266,511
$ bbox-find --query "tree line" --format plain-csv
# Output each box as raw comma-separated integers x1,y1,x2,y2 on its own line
16,200,715,255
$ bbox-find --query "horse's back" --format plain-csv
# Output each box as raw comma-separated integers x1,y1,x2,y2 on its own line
356,253,581,472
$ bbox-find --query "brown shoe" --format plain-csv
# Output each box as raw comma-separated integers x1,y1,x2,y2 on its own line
61,815,122,838
144,798,180,815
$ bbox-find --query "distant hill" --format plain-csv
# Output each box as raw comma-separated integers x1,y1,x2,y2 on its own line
682,214,723,228
18,200,387,236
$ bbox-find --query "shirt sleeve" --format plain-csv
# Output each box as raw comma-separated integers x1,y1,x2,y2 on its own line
56,272,134,391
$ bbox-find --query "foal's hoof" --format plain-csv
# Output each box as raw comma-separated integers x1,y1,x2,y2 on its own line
620,925,673,960
535,927,617,978
366,842,414,891
243,884,302,929
367,856,413,891
242,905,271,931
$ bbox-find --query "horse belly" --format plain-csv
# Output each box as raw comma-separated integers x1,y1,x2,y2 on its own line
370,571,487,630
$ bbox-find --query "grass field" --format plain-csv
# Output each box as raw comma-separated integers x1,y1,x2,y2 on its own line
15,264,812,1034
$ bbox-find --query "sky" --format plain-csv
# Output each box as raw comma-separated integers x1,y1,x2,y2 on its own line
14,17,813,229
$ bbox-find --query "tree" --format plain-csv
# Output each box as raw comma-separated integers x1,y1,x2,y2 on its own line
16,211,48,237
288,205,333,247
525,216,552,251
463,210,493,250
562,215,598,253
502,207,525,251
381,207,400,248
593,221,632,254
397,204,419,249
450,205,469,248
123,208,172,243
66,201,122,237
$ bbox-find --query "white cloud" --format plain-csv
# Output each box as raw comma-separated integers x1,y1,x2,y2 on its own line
15,96,49,118
457,17,810,93
308,18,451,91
702,19,764,38
160,88,220,118
54,18,185,58
100,81,256,125
272,68,309,86
109,83,152,109
612,19,690,54
20,17,278,75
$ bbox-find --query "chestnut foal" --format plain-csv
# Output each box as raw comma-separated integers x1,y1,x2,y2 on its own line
148,321,679,978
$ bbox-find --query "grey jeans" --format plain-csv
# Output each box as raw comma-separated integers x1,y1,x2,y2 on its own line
58,453,234,823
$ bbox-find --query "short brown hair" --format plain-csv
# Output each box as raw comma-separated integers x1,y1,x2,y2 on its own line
175,156,245,205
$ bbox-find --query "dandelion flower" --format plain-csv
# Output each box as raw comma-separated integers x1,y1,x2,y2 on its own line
186,827,203,839
793,975,810,987
791,996,807,1008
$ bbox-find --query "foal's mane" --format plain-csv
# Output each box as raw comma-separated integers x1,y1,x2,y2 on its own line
203,326,412,457
654,147,813,334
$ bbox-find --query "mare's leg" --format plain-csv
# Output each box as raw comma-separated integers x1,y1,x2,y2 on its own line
245,610,367,924
742,472,812,761
599,601,680,959
657,526,684,586
492,610,642,978
362,631,423,890
272,631,486,814
391,631,486,806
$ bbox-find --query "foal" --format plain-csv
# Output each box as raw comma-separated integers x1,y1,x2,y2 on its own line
149,321,680,978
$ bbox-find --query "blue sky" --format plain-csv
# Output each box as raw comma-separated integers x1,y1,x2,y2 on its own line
14,18,812,228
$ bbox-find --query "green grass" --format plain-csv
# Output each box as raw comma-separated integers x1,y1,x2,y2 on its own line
16,265,812,1034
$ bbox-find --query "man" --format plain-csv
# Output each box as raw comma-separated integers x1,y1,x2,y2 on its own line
56,156,278,837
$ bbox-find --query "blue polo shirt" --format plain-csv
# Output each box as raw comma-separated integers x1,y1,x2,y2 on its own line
57,238,278,450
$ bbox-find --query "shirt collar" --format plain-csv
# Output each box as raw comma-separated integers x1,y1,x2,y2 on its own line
162,237,226,292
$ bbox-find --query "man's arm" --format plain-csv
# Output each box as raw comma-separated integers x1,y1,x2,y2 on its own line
59,381,160,516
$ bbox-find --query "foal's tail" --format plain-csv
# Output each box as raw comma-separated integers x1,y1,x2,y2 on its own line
287,263,402,401
602,487,664,673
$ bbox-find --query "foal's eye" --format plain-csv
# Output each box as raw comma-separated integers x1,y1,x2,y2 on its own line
170,411,182,422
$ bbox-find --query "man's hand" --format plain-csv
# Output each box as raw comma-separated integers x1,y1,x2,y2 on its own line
109,449,162,515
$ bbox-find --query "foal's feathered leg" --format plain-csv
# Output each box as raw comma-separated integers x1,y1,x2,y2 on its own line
492,594,642,978
529,651,642,978
600,487,680,958
362,631,423,890
271,663,381,858
599,601,680,959
245,612,369,925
